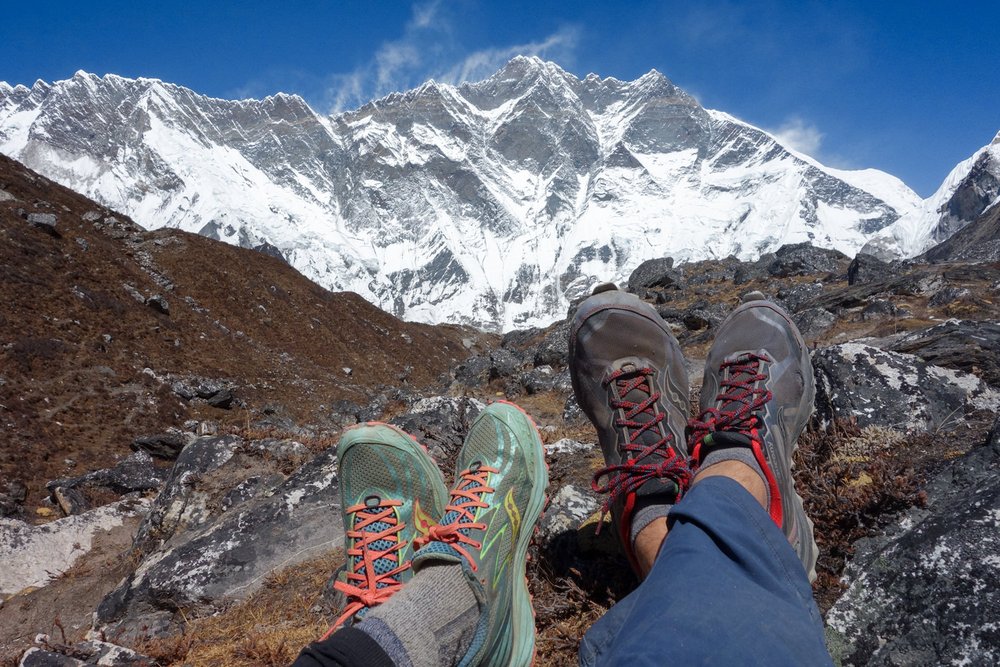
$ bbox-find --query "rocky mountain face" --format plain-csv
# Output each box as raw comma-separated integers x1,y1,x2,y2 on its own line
3,151,1000,665
867,131,1000,259
1,56,932,331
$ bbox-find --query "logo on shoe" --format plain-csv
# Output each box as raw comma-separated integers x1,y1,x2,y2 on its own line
477,487,521,589
412,498,435,538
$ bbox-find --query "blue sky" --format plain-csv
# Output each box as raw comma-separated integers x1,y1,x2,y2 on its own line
2,1,997,196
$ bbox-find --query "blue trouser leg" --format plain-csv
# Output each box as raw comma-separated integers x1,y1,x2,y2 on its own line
579,477,832,666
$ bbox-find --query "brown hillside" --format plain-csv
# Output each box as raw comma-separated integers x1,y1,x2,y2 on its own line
0,153,473,511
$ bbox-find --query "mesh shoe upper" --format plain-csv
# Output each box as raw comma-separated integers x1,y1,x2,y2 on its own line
324,422,448,637
412,401,548,667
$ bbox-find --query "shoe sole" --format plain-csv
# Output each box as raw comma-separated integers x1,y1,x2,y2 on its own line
481,401,549,667
720,300,818,581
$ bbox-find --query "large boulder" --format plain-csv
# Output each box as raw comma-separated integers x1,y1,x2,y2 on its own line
627,257,684,293
46,451,165,499
96,438,343,641
389,396,485,464
767,243,850,278
0,498,150,597
847,253,895,286
812,343,1000,431
889,320,1000,387
825,420,1000,665
792,307,837,342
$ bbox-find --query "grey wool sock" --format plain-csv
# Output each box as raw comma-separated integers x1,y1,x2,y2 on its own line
356,563,480,667
629,501,670,550
700,444,770,507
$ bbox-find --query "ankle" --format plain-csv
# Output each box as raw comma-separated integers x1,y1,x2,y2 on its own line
632,518,668,578
693,460,767,508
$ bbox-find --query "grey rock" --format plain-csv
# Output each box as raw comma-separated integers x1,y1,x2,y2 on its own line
19,640,156,666
131,435,244,556
453,354,492,387
826,419,1000,666
812,343,1000,431
51,486,88,515
521,366,572,395
927,285,972,308
97,435,341,640
680,256,743,284
205,388,235,409
680,300,728,332
792,307,836,342
246,438,308,461
19,647,85,666
389,396,486,463
537,484,601,544
889,320,1000,387
563,394,583,422
0,188,15,202
775,281,824,312
145,294,169,315
767,242,849,278
130,431,191,460
0,480,28,518
627,257,684,293
1,498,151,596
860,298,897,321
47,451,163,497
170,380,195,400
532,319,570,368
733,254,775,285
847,252,894,286
27,212,59,236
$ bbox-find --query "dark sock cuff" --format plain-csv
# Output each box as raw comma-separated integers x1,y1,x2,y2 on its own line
291,626,397,667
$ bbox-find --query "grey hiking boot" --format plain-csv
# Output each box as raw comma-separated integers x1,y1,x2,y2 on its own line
688,298,818,580
569,285,692,572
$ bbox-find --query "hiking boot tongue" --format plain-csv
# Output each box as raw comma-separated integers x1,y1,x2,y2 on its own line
705,431,753,449
614,361,665,450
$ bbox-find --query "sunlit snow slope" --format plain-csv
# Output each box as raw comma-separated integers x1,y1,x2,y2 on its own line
1,57,927,330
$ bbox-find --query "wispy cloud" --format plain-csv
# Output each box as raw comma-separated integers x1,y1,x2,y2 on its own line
320,2,579,113
770,116,824,157
438,27,579,86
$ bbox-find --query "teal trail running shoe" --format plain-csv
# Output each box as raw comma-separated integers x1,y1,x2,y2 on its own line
412,401,549,667
321,422,448,638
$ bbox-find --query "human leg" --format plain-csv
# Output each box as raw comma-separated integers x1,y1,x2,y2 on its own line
576,296,830,665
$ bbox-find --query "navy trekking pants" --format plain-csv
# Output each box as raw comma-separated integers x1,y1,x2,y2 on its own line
579,476,833,666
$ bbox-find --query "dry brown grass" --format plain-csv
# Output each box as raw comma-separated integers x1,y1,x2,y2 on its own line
132,550,342,666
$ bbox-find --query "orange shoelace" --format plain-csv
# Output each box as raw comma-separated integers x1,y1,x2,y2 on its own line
321,498,407,639
414,464,497,573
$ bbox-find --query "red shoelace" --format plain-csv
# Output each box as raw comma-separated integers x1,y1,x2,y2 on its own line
591,366,691,519
413,464,497,573
322,498,407,639
688,353,774,459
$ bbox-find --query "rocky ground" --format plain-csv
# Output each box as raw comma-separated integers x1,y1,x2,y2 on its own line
2,154,1000,666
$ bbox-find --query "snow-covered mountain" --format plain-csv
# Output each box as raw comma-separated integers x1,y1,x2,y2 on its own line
1,56,928,330
865,131,1000,259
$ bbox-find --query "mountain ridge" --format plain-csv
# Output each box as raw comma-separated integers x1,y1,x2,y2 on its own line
3,57,989,331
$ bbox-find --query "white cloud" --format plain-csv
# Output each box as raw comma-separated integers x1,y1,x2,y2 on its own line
320,2,579,113
439,27,579,86
771,116,824,157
